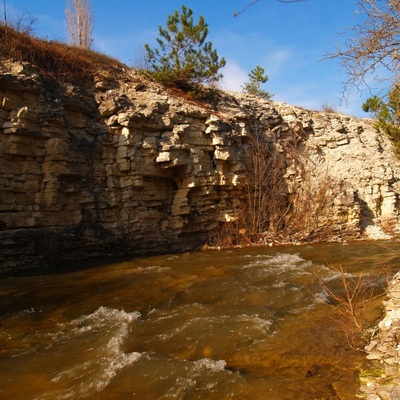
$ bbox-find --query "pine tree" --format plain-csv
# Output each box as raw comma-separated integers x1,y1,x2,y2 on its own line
144,5,226,88
363,85,400,153
242,66,272,99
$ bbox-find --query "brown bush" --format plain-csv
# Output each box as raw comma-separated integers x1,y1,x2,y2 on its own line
321,102,337,114
241,123,289,240
214,117,340,247
0,23,125,85
285,170,337,242
314,265,389,351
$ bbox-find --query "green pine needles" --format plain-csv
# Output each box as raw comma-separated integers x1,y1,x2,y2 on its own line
242,65,272,99
362,85,400,154
144,5,226,90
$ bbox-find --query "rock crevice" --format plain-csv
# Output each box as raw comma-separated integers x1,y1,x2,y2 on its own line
1,60,400,270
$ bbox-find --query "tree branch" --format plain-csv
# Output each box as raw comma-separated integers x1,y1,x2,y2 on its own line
234,0,307,17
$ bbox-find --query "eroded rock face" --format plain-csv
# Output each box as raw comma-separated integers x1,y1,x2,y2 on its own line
1,60,400,271
275,102,400,239
361,273,400,399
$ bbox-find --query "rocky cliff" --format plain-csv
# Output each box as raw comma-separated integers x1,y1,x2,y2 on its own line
1,58,400,271
361,273,400,399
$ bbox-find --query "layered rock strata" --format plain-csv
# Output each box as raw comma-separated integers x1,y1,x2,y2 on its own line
1,59,400,271
361,273,400,399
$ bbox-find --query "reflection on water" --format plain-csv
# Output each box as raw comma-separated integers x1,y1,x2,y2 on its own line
0,241,399,399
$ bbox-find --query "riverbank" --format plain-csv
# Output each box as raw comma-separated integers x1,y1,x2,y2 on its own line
361,272,400,399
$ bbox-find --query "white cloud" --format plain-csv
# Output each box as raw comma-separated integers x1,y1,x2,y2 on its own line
219,61,248,92
262,48,293,78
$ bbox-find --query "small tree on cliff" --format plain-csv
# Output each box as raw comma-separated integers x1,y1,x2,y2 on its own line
363,84,400,153
65,0,94,49
242,65,272,99
144,5,226,89
363,85,400,128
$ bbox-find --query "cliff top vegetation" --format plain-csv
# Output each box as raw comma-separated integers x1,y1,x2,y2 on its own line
0,23,126,85
143,5,225,91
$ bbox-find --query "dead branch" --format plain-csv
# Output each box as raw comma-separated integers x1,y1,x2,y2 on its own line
234,0,307,17
327,0,400,101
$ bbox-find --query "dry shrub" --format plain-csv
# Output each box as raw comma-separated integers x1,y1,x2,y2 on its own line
314,265,389,351
214,117,335,247
321,102,337,114
212,115,344,247
380,217,398,237
235,118,338,244
0,23,125,85
208,123,287,248
209,218,252,248
285,169,337,242
236,121,290,244
242,129,276,237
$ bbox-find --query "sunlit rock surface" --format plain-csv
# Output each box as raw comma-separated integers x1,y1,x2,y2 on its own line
1,59,400,270
362,273,400,400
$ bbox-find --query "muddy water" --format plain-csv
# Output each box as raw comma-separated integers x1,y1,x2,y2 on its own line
1,241,400,400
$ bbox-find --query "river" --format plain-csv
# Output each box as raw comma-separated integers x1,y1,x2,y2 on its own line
1,241,400,400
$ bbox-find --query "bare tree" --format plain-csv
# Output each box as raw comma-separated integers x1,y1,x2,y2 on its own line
2,1,35,35
10,10,35,34
3,0,7,25
65,0,94,49
329,0,400,99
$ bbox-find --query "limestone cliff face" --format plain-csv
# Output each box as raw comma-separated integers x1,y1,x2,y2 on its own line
1,59,400,271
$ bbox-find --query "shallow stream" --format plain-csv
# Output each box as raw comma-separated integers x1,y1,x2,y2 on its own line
1,241,400,399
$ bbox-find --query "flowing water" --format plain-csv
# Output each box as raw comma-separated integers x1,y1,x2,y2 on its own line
1,241,400,400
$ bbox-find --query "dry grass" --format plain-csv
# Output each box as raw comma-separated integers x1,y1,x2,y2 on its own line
321,102,337,114
0,23,126,85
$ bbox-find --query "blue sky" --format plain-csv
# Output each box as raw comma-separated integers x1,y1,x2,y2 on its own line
3,0,377,117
